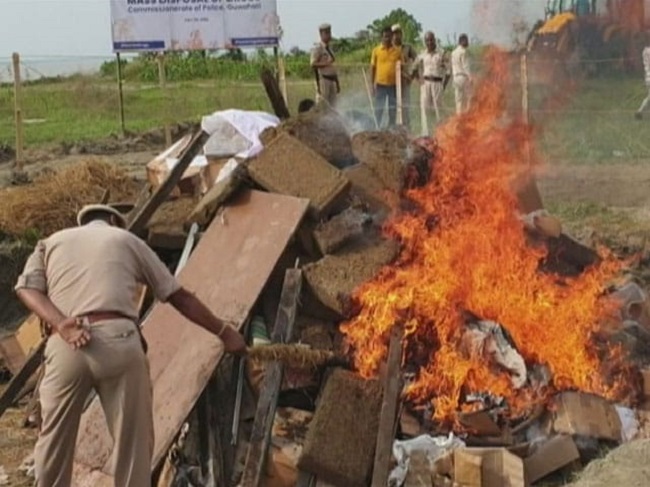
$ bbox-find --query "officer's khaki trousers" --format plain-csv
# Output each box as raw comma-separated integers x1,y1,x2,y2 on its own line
34,319,153,487
637,82,650,114
317,78,338,107
454,75,471,114
420,80,443,136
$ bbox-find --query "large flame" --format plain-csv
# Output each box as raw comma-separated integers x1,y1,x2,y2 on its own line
341,50,627,424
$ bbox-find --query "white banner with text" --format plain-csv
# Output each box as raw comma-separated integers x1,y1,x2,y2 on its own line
110,0,279,52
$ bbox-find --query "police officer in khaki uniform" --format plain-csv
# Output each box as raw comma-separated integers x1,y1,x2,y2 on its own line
15,204,247,487
310,23,339,107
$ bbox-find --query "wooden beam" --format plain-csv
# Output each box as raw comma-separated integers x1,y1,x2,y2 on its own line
12,52,24,171
0,338,46,418
260,67,291,120
127,130,209,235
371,326,404,487
241,268,302,487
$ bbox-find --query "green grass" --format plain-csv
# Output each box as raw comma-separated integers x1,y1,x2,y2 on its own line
535,77,650,162
1,66,650,161
0,76,313,147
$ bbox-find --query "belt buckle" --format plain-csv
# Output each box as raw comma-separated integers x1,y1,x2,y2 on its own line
78,316,91,330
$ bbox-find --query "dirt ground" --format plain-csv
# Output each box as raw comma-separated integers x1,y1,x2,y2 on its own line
536,162,650,208
2,150,650,485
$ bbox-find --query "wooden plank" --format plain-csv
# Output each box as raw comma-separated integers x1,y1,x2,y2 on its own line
261,67,291,120
15,314,42,358
241,268,302,487
0,338,46,417
72,189,309,484
0,334,25,376
12,52,24,170
185,163,247,229
128,130,210,235
371,326,404,487
0,314,42,375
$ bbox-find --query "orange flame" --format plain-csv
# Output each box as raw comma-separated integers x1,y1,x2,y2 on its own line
341,49,627,424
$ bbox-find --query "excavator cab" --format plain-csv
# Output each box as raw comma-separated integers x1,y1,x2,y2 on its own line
528,0,644,74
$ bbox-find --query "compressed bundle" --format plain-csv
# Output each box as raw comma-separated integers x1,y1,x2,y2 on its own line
0,160,139,237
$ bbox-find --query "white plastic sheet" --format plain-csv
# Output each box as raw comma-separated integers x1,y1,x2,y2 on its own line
388,433,465,486
201,109,279,159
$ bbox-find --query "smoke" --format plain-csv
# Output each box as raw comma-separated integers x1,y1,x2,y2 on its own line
470,0,546,48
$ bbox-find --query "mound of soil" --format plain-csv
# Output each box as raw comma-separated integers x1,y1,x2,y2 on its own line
267,103,355,169
568,439,650,487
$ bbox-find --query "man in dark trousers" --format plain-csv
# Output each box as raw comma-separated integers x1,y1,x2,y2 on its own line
371,26,402,127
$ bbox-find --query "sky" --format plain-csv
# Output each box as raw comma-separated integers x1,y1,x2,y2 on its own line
0,0,544,67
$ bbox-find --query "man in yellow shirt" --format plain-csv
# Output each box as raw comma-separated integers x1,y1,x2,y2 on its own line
371,26,402,127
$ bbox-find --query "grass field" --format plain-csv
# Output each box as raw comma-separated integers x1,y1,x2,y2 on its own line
1,67,650,163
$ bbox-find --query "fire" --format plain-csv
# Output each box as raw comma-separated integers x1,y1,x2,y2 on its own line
341,49,628,424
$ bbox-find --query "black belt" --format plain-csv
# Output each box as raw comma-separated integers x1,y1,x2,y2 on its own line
321,74,339,81
423,76,443,82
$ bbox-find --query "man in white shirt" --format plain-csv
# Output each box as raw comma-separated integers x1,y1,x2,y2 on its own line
635,44,650,119
451,33,471,115
412,31,449,135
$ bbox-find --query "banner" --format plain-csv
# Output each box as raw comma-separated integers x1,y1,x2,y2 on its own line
110,0,279,52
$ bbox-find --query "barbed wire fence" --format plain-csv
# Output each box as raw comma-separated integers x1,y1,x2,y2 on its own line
2,53,650,163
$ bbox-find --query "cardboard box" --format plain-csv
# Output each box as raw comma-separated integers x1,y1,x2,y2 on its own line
263,408,314,487
454,448,524,487
459,410,502,437
145,134,203,196
200,156,229,193
524,435,580,485
0,314,42,374
551,392,622,442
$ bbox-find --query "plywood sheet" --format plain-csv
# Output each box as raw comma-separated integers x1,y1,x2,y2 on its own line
72,189,309,485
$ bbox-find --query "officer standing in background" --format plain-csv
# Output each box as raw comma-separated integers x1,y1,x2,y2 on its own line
310,23,340,107
635,40,650,119
412,31,449,135
451,33,472,114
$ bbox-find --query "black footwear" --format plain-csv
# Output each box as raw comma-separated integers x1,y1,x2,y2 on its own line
635,112,643,120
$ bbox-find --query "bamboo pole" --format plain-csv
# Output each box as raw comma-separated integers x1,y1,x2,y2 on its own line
158,53,172,146
362,68,379,129
396,61,403,126
12,52,24,171
116,53,126,136
277,55,288,107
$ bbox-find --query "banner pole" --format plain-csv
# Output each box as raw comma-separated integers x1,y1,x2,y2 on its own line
116,52,126,136
158,52,172,146
12,52,24,171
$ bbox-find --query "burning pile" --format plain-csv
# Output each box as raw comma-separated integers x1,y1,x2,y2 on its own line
342,49,632,426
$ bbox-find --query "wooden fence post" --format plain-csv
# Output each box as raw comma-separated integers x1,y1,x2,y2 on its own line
12,52,24,171
158,53,172,146
116,52,126,136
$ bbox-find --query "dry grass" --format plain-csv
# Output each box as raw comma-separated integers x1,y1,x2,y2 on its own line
0,385,37,486
0,160,140,238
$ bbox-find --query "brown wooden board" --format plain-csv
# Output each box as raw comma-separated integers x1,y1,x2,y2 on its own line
72,189,309,484
371,327,403,487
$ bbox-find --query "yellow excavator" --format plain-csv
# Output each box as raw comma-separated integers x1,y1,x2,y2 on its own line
527,0,648,73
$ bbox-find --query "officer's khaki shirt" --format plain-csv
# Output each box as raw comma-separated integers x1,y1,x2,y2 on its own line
15,220,181,320
452,45,471,78
310,42,337,77
414,48,449,79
